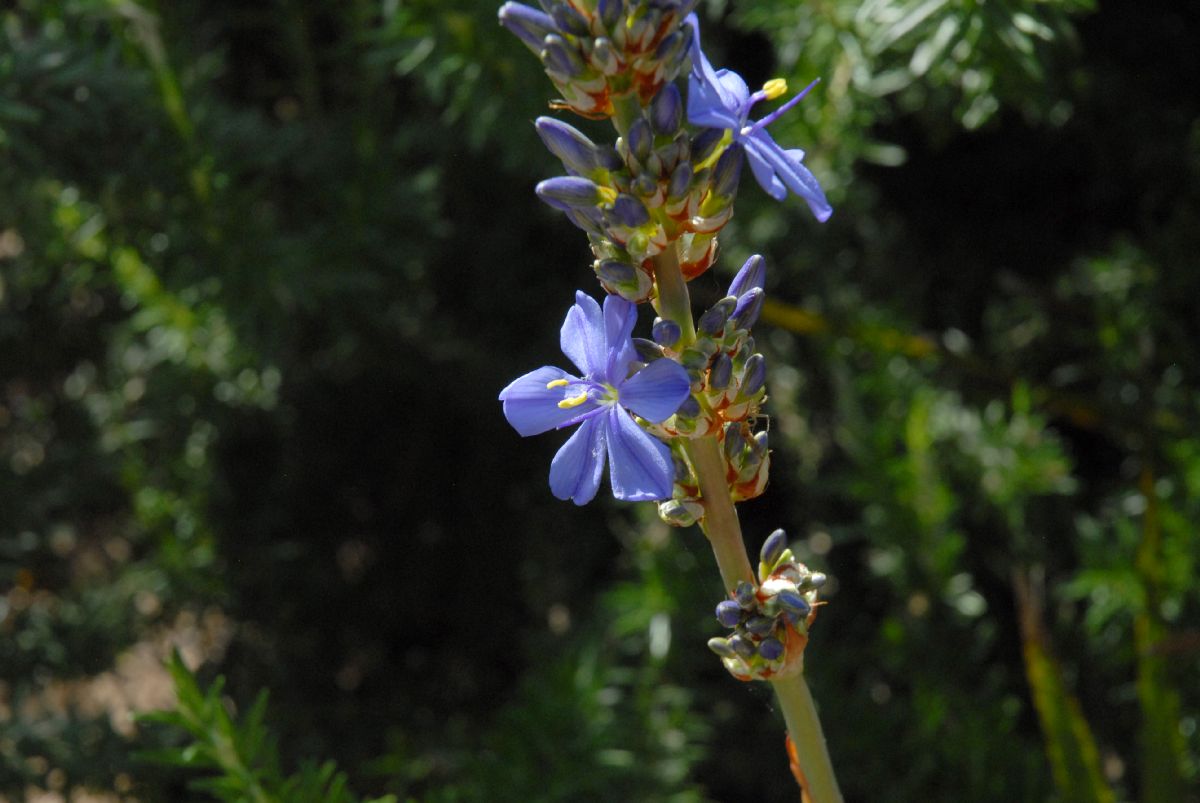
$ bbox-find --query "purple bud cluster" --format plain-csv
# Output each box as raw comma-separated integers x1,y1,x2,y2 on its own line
707,530,827,681
499,0,698,119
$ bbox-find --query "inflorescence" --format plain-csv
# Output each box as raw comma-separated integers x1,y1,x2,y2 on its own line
497,0,832,683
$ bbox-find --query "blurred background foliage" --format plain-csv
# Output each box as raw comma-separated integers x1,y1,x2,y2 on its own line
1,0,1197,800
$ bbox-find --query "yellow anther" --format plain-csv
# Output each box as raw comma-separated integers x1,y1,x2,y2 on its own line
557,393,589,409
762,78,788,100
597,186,618,205
546,378,570,389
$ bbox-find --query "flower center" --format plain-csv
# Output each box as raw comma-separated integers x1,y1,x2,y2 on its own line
547,377,618,409
738,77,820,138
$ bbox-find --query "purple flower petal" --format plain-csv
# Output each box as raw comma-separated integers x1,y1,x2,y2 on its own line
499,366,592,436
746,130,832,221
550,415,606,505
601,294,638,383
619,358,691,423
743,134,788,201
560,291,606,378
604,407,675,501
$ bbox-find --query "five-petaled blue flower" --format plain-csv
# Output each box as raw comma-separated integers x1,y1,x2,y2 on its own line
500,292,692,505
686,15,833,222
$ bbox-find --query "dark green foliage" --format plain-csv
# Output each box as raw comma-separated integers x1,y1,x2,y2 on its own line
139,652,396,803
3,0,1199,801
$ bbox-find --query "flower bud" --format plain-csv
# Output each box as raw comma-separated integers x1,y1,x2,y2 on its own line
667,161,692,200
697,297,736,336
777,591,811,617
607,194,651,227
711,145,744,198
659,497,703,527
675,395,701,418
729,634,756,659
728,254,766,298
541,34,585,79
498,3,556,53
633,337,664,362
653,29,687,67
626,117,654,163
550,3,590,36
760,529,788,570
708,352,733,391
729,287,764,331
652,317,682,348
595,259,636,286
739,353,766,398
589,36,620,75
707,637,737,659
535,117,600,175
597,0,621,31
650,84,683,135
691,128,725,167
758,637,785,661
734,580,757,610
715,600,743,628
536,176,613,210
745,615,776,637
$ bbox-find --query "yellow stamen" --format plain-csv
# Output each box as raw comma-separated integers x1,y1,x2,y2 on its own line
557,393,589,409
762,78,788,100
546,378,570,389
597,186,618,205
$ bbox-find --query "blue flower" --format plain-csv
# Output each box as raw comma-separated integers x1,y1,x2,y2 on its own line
685,16,832,222
500,292,692,505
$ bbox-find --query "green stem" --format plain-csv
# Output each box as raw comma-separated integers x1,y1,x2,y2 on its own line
682,436,754,591
650,252,842,803
651,247,697,345
772,674,843,803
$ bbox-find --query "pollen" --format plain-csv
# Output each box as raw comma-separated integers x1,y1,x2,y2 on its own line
762,78,788,100
557,393,590,409
597,186,619,206
546,378,570,389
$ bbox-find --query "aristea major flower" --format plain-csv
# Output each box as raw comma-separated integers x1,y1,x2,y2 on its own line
499,291,691,505
685,15,833,222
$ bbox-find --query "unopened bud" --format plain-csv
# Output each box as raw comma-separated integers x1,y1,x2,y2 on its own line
708,352,733,391
595,260,637,286
707,637,737,659
758,637,785,661
734,581,757,610
627,118,653,163
541,34,585,78
498,3,556,52
711,145,744,198
650,84,683,135
728,254,766,298
537,176,608,210
652,317,682,348
550,3,590,36
760,529,788,569
633,338,664,362
715,600,743,628
667,161,692,199
697,297,735,336
729,634,756,658
535,117,600,175
740,353,766,398
729,288,764,331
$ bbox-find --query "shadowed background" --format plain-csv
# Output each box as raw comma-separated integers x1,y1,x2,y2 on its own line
1,1,1198,801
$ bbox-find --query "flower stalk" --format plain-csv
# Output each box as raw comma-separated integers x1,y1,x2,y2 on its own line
496,2,841,796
